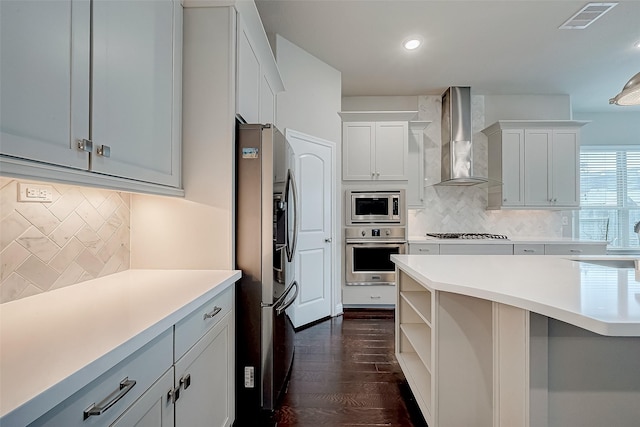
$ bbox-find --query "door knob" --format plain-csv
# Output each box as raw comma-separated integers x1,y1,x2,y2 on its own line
325,238,332,243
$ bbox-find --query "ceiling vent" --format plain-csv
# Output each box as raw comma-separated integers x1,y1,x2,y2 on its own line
559,2,618,29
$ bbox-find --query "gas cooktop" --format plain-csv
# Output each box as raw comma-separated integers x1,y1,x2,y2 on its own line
426,233,509,240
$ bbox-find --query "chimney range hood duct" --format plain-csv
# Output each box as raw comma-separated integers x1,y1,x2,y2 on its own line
437,86,488,186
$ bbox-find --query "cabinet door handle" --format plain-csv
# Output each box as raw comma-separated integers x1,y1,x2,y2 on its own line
180,374,192,390
83,377,136,419
97,145,111,157
370,295,381,299
419,248,430,252
570,249,583,253
168,386,180,404
523,249,536,253
203,306,222,320
77,139,93,152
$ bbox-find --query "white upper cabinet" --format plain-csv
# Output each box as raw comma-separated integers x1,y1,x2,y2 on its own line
483,120,588,209
407,121,430,208
0,0,183,194
236,15,260,124
90,0,182,188
0,0,89,169
339,111,416,181
236,9,283,126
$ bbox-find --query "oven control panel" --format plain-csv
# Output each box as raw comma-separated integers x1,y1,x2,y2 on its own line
345,226,406,242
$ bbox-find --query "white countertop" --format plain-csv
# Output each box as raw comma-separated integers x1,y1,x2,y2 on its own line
408,236,609,245
0,269,241,426
391,255,640,336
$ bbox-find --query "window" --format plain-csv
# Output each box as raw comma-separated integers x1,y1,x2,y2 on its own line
577,146,640,249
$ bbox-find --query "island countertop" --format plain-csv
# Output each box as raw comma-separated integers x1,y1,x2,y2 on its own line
391,255,640,336
0,269,241,426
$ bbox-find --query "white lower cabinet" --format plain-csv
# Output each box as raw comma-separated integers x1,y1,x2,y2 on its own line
111,368,175,427
342,284,396,306
29,330,174,427
174,311,233,427
29,287,235,427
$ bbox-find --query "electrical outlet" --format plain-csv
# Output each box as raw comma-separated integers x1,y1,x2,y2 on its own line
562,216,569,226
244,366,255,388
17,182,52,202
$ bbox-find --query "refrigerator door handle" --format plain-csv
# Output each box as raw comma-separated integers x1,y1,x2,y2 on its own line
275,281,299,316
285,169,299,263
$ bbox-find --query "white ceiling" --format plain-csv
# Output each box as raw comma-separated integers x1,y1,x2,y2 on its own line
255,0,640,113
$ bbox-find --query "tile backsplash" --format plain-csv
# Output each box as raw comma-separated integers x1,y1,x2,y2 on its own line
0,178,130,303
408,95,563,237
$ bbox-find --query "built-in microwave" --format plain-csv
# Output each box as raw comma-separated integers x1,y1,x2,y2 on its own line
346,190,405,225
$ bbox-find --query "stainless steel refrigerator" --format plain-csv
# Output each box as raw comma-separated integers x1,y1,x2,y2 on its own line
235,122,298,424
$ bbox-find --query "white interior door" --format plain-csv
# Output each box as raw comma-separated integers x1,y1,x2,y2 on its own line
286,129,335,329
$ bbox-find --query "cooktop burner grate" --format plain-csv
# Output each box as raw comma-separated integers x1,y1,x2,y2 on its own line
426,233,509,240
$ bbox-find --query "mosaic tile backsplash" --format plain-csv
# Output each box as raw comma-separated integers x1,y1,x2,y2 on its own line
0,178,130,303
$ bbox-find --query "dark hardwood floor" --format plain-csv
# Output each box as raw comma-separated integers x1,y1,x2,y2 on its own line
273,309,428,427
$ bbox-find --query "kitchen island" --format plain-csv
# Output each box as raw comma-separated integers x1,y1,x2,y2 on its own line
0,269,241,427
391,254,640,427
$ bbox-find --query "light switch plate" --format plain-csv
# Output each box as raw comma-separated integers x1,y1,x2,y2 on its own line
18,182,53,202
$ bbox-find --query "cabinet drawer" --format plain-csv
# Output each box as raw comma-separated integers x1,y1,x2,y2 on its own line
544,244,606,255
409,243,440,255
174,286,233,361
30,329,173,427
514,244,545,255
439,244,513,255
343,285,396,305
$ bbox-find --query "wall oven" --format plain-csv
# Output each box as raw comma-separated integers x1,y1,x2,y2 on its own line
345,226,407,286
346,190,405,226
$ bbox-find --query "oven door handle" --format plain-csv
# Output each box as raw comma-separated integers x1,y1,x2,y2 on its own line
346,241,407,246
275,281,299,316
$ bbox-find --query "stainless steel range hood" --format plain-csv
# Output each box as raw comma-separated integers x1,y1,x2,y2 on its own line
437,86,487,186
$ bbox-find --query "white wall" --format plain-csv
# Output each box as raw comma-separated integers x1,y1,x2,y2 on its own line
131,7,235,270
573,111,640,146
484,94,572,125
273,34,342,144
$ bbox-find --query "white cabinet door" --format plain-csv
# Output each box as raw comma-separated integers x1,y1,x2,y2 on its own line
501,130,525,207
407,124,426,208
342,121,408,181
524,129,552,206
236,16,260,124
90,0,181,187
375,122,408,180
551,129,579,207
260,74,275,125
111,368,175,427
343,122,375,180
175,312,234,427
0,0,89,169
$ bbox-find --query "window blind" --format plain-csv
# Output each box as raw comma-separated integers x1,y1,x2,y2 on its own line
579,146,640,248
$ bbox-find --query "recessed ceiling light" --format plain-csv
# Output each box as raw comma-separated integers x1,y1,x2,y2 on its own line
635,40,640,49
403,38,422,50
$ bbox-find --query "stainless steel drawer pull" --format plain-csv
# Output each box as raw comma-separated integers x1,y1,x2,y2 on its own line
419,248,430,252
77,139,93,152
523,249,535,253
83,377,136,419
180,374,192,390
97,144,111,157
203,306,222,320
570,249,583,253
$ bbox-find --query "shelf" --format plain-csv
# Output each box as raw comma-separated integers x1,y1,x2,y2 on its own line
397,352,432,424
400,323,431,368
400,291,432,325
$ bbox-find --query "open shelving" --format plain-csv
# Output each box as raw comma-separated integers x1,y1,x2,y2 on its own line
396,270,434,425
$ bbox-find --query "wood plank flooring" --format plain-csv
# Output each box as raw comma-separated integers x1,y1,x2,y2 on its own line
273,310,428,427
